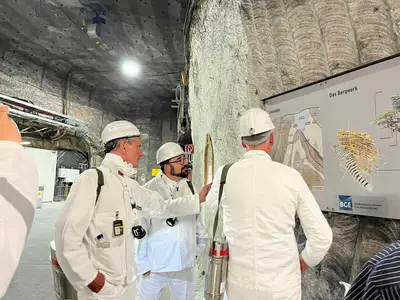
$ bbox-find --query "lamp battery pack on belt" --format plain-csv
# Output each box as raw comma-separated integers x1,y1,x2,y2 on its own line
92,167,146,240
204,164,233,300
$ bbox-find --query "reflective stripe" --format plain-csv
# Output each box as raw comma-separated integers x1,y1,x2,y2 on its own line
51,258,61,268
211,249,229,257
0,177,35,234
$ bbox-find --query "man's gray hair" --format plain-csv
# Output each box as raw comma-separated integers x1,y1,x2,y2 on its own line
104,136,136,154
243,130,272,146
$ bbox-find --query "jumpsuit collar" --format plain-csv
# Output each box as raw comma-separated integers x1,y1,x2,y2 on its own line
101,153,138,178
159,172,181,196
160,172,179,185
242,150,272,160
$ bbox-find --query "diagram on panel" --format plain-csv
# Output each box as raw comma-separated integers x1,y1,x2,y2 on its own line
270,107,324,191
266,55,400,219
370,92,400,173
372,91,399,146
332,130,379,192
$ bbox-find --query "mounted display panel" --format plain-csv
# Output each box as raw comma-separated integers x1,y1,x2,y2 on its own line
264,54,400,219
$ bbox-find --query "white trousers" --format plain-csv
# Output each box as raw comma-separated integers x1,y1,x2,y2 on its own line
137,268,195,300
77,280,137,300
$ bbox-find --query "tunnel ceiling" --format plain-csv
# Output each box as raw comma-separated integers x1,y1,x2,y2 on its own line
0,0,188,117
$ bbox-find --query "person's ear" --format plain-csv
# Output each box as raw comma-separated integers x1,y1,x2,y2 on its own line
269,132,274,145
121,139,128,152
241,137,247,149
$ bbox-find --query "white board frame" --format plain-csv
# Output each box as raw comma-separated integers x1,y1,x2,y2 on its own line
262,54,400,220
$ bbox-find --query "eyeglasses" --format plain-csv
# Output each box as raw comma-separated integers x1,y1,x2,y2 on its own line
169,156,188,165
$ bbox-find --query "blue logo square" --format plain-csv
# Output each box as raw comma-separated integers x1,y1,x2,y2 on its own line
339,195,353,211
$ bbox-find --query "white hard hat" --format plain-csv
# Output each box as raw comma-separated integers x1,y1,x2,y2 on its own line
157,142,185,164
101,120,140,144
239,107,274,137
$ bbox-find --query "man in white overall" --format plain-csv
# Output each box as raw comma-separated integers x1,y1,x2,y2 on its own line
206,108,333,300
136,142,208,300
55,121,211,300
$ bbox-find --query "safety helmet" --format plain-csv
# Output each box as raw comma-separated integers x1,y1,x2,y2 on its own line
101,120,140,144
239,107,274,137
156,142,185,164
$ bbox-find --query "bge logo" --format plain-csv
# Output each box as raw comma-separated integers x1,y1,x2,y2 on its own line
340,201,352,209
339,195,353,211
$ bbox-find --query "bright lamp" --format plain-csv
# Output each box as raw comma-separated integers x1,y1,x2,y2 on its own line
121,60,140,77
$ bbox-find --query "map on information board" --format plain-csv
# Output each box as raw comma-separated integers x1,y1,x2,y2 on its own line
270,107,324,192
264,53,400,220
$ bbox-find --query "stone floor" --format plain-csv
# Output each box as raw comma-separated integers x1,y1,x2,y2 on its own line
3,202,64,300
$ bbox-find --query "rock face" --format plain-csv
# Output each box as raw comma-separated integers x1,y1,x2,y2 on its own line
189,0,400,299
0,51,174,179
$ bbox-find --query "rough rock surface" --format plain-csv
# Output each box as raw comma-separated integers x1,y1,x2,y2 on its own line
189,0,400,299
0,52,170,179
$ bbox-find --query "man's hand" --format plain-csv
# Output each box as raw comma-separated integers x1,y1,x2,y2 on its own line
87,271,105,293
199,183,212,203
0,105,21,143
299,256,310,273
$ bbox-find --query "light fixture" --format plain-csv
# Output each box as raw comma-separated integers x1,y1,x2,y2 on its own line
21,141,31,146
121,59,140,78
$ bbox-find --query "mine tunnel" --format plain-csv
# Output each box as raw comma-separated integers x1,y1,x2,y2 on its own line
1,0,400,300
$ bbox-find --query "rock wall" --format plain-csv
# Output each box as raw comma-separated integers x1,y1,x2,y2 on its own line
0,51,171,180
189,0,400,299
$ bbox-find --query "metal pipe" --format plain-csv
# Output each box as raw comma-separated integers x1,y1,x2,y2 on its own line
0,93,84,126
8,108,77,129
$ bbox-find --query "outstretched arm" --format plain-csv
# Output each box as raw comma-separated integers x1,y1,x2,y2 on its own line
136,183,211,219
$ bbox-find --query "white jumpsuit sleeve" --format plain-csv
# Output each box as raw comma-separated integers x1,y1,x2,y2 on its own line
135,185,200,218
0,141,38,299
295,171,333,268
135,217,151,274
54,170,99,290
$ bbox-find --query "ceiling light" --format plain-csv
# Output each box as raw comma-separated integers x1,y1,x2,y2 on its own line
121,60,141,78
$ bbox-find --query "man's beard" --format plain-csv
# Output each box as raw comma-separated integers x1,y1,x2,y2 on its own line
171,164,189,178
179,166,189,178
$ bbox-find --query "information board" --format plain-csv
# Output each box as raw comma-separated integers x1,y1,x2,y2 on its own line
264,54,400,219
